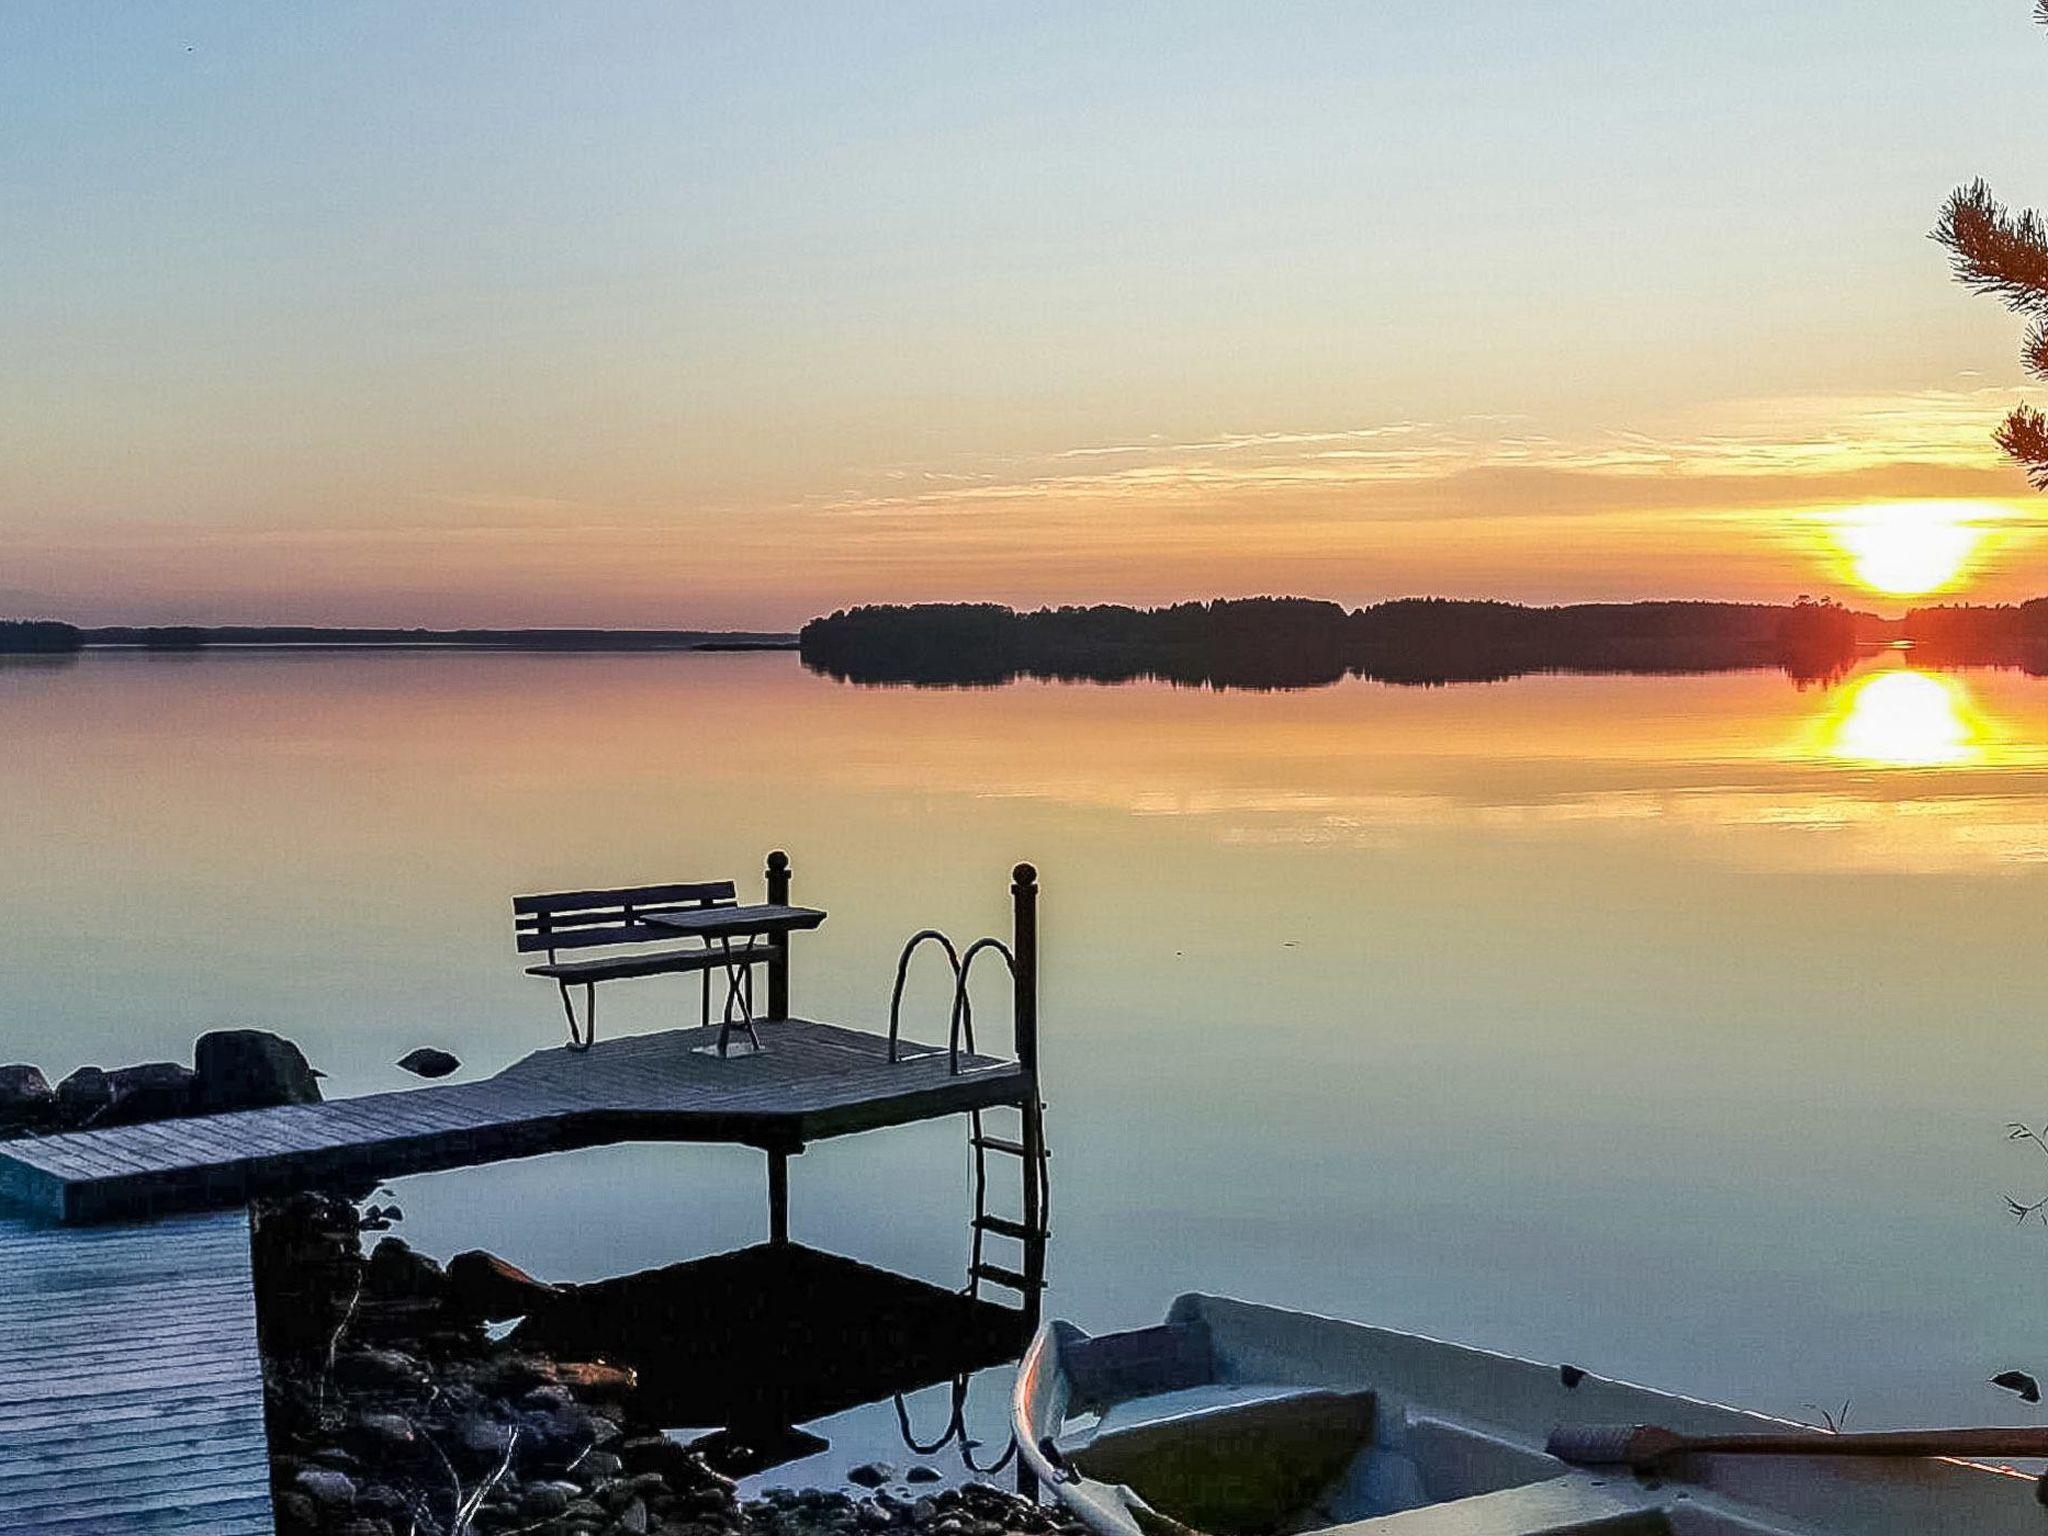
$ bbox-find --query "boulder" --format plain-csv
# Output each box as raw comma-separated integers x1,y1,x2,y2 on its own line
333,1346,428,1391
54,1065,111,1124
523,1482,576,1519
365,1237,446,1301
396,1047,461,1079
348,1411,417,1452
295,1466,357,1508
97,1062,196,1126
447,1249,562,1321
551,1359,636,1396
192,1029,322,1113
0,1064,52,1130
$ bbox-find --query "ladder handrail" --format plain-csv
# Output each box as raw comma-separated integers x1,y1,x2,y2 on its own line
948,936,1017,1074
888,929,965,1064
889,927,1021,1075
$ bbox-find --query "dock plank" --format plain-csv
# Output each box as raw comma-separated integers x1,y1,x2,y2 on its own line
0,1017,1031,1224
0,1208,272,1535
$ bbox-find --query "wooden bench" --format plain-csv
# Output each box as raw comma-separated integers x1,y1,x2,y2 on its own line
514,877,778,1049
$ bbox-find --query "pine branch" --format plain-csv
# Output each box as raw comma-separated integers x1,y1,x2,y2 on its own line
1994,403,2048,489
1934,179,2048,314
2037,0,2048,32
2024,317,2048,382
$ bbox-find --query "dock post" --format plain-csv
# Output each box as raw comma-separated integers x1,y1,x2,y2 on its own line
767,1145,791,1245
766,849,791,1021
1012,862,1038,1074
1012,863,1047,1334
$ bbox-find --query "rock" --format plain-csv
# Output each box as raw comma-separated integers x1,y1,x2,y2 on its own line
618,1498,650,1534
847,1463,896,1489
365,1237,446,1300
451,1410,516,1460
554,1359,636,1396
193,1028,322,1113
524,1482,577,1518
296,1466,358,1507
333,1346,428,1390
273,1490,319,1533
471,1354,557,1394
54,1065,111,1124
97,1061,196,1125
355,1484,412,1523
0,1064,52,1127
905,1466,942,1484
397,1046,461,1079
447,1249,562,1320
349,1411,417,1450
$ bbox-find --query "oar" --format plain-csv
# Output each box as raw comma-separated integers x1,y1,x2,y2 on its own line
1547,1423,2048,1470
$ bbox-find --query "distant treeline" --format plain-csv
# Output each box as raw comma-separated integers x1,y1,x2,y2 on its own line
0,623,796,654
798,597,1885,689
1893,599,2048,668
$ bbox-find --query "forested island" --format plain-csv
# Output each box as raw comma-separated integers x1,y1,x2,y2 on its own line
0,623,796,654
799,596,1900,689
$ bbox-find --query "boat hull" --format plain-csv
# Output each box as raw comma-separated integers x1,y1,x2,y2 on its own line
1013,1294,2045,1535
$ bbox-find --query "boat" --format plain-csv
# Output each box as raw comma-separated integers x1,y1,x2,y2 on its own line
1012,1294,2048,1534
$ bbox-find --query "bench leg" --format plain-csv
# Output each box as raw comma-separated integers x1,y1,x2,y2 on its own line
559,981,597,1052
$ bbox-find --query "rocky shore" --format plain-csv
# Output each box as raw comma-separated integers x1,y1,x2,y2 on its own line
0,1032,1082,1536
253,1192,1081,1536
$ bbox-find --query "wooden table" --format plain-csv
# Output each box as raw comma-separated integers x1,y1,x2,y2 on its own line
642,903,826,1055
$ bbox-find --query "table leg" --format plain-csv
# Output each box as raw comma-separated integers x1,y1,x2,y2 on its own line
714,934,763,1056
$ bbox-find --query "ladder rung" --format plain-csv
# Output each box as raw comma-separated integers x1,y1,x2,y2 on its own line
971,1262,1044,1292
971,1135,1030,1156
973,1214,1044,1241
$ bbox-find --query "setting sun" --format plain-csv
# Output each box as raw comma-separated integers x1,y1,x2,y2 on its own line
1835,501,1991,597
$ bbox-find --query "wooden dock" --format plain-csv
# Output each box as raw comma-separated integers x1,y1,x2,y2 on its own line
0,1019,1028,1225
0,859,1049,1531
0,1207,273,1534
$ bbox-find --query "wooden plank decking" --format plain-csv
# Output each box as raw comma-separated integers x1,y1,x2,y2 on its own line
0,1018,1029,1224
0,1208,273,1534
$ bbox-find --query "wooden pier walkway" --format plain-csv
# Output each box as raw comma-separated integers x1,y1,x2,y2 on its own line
0,1018,1027,1225
0,863,1046,1528
0,1207,273,1533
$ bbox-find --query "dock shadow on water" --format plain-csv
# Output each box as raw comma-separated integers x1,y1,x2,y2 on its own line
512,1242,1033,1478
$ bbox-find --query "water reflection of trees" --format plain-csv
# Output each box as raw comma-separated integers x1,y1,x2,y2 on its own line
800,598,1869,692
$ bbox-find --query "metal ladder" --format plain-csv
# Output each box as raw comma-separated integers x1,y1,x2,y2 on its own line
888,929,1052,1311
968,1097,1049,1306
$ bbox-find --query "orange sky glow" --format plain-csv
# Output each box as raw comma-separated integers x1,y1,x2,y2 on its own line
7,7,2048,628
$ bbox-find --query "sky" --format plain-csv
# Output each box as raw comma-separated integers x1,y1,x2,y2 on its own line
6,2,2048,628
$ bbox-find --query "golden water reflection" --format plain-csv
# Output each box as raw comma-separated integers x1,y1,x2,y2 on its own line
1821,669,1983,767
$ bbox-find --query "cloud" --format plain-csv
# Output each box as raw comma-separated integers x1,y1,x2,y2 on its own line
810,386,2033,524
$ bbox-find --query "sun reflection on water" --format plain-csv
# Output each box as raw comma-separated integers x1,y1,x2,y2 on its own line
1822,669,1981,767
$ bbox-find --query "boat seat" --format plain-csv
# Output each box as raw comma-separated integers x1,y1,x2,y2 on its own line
1323,1476,1670,1535
1074,1387,1376,1536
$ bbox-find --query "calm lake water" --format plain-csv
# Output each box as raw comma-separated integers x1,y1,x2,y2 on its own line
6,648,2048,1468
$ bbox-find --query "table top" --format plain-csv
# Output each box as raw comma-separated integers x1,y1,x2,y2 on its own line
640,903,827,939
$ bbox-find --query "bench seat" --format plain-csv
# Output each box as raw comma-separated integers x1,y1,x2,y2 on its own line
526,940,775,984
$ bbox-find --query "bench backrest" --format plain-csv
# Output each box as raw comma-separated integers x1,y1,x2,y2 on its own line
513,880,738,954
